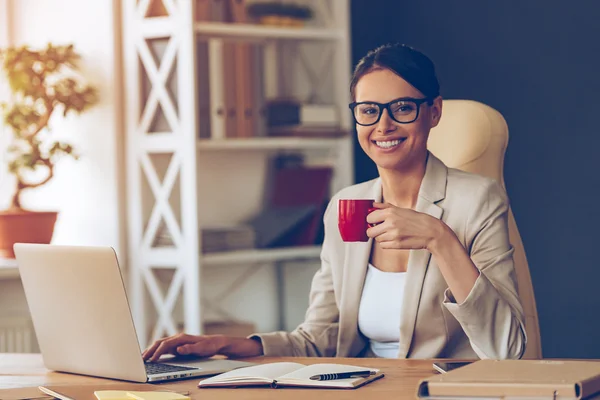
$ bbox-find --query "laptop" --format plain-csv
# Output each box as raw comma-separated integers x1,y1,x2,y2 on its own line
13,243,254,382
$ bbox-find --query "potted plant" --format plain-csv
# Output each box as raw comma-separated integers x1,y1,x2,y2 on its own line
246,2,313,27
0,43,98,258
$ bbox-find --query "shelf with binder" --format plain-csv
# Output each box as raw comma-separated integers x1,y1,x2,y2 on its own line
197,39,349,147
123,0,352,346
140,0,344,41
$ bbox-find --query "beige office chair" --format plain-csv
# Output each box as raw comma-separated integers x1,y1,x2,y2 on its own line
427,100,542,359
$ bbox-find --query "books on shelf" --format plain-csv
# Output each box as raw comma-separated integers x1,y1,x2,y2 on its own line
266,99,339,127
198,362,383,389
151,164,333,252
152,222,256,253
246,205,316,248
200,223,256,253
194,0,212,22
210,40,261,139
197,1,260,139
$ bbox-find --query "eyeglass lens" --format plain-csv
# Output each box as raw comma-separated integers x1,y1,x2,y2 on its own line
354,99,419,125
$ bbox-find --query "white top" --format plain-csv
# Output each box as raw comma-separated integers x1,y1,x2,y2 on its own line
357,263,407,358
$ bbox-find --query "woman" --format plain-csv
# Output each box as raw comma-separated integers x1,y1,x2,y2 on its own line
143,43,526,361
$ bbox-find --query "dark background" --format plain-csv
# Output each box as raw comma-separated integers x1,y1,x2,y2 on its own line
350,0,600,359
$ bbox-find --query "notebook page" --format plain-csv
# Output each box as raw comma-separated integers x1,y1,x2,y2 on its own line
278,363,379,386
199,362,305,384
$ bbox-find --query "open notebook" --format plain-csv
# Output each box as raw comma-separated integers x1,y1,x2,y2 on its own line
198,362,383,389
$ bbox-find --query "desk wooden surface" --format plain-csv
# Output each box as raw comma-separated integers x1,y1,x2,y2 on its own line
0,353,437,399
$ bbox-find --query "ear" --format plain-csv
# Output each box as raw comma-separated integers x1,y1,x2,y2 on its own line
429,96,443,128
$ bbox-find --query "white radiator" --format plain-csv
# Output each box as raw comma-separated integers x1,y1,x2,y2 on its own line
0,316,36,353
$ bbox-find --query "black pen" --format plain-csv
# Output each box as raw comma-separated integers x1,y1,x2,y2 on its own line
309,370,376,381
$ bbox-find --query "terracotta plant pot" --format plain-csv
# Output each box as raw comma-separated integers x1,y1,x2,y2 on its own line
0,210,58,258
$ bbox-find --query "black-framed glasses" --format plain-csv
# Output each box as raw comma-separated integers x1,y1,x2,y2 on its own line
348,97,433,126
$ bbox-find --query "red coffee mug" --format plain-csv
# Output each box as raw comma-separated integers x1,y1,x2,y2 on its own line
338,199,376,242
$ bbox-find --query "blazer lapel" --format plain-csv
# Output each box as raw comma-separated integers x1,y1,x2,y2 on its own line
397,153,447,358
337,178,382,357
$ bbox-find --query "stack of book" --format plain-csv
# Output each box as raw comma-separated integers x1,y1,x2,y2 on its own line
152,222,256,253
200,224,256,253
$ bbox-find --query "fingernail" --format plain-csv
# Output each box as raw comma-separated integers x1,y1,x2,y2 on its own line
177,346,189,354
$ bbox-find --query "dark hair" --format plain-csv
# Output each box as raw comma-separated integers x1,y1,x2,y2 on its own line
350,43,440,101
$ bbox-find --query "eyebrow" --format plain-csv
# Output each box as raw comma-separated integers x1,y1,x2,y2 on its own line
353,96,422,104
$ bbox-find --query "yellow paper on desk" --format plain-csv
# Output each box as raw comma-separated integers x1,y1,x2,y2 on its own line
94,391,190,400
94,391,130,400
127,392,190,400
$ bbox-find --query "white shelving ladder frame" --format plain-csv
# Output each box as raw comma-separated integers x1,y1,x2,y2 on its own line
123,0,200,347
123,0,352,348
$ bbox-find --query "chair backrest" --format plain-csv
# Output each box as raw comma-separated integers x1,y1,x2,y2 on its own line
427,99,542,359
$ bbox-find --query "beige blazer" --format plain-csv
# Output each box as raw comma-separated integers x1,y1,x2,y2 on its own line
254,153,527,359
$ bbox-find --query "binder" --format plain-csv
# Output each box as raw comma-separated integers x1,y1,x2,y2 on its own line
194,0,212,21
227,0,247,23
223,41,239,137
234,43,255,138
227,0,256,138
269,166,333,246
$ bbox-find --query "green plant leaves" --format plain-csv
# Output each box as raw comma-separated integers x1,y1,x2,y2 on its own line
0,43,98,208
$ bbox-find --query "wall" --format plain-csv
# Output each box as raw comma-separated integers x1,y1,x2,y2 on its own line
0,0,126,345
1,0,125,254
0,0,13,207
351,0,600,358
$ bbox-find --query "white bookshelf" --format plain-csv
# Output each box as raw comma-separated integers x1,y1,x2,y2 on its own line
136,245,321,268
196,137,343,151
123,0,352,346
137,17,343,41
202,245,322,267
194,22,344,40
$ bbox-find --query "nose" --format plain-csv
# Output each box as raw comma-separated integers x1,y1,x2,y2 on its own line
376,109,396,134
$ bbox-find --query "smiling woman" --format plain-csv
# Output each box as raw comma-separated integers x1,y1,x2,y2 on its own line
143,43,527,362
349,46,441,177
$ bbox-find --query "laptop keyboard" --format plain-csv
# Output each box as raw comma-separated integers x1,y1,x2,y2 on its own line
144,361,197,375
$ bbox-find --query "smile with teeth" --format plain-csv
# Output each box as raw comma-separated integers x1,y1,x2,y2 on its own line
373,138,405,149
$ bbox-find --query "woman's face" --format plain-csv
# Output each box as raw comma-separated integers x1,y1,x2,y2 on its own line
353,68,442,172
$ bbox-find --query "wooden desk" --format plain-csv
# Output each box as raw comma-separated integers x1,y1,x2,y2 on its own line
0,353,436,399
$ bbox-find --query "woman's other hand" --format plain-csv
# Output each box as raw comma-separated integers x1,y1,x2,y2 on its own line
142,333,263,362
366,202,447,251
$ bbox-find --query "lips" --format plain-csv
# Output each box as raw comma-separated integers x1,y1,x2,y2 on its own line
372,138,406,149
